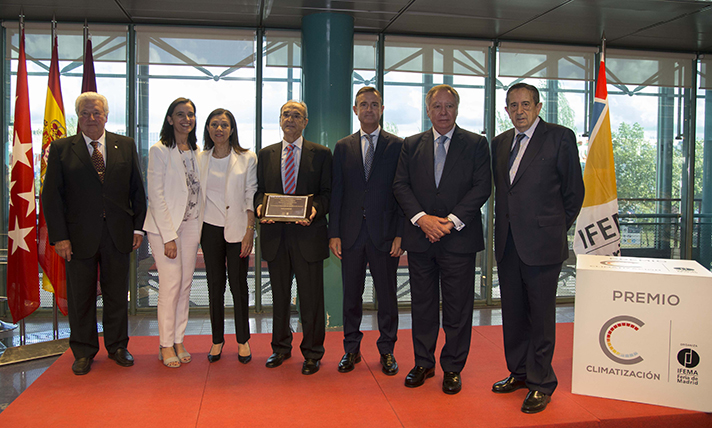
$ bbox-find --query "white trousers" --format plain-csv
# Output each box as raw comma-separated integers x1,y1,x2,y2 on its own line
148,218,201,348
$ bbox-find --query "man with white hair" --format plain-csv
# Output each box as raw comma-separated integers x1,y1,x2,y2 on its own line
42,92,146,375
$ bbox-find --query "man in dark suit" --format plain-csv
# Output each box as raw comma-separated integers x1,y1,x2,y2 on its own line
393,84,491,394
329,87,404,376
42,92,146,375
255,100,331,375
491,83,584,413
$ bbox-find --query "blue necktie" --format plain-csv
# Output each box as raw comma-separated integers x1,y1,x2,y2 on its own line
509,133,526,172
434,135,447,187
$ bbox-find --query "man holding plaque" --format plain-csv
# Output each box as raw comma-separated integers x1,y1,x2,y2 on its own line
393,85,491,394
329,87,404,375
255,100,332,375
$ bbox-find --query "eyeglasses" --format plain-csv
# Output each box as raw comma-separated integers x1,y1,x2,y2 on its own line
281,112,305,121
209,123,231,130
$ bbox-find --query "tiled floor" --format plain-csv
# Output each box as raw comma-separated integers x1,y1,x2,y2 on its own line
0,304,575,413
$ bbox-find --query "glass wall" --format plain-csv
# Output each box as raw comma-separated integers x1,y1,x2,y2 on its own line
382,36,490,300
492,43,596,299
606,49,696,261
2,22,128,339
2,23,710,331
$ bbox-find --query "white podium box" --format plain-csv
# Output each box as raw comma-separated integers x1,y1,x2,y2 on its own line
572,255,712,412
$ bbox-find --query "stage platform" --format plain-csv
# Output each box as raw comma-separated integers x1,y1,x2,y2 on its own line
0,324,709,427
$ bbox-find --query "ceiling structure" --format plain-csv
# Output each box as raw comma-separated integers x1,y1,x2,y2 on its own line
2,0,712,54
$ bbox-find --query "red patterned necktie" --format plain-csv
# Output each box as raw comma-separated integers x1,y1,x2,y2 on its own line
90,141,105,183
284,144,296,194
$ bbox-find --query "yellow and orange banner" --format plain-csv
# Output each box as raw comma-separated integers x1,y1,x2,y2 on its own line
38,31,68,315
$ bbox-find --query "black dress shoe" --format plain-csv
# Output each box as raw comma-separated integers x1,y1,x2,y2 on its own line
404,366,435,388
108,348,134,367
492,375,527,393
442,371,462,394
265,352,291,368
522,390,551,414
380,353,399,376
72,357,93,375
208,342,224,363
337,352,361,373
302,358,320,375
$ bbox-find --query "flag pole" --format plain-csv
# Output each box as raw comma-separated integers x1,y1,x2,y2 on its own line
50,16,59,341
18,12,26,348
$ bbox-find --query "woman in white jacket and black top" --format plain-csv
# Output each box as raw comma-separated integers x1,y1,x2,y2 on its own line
198,108,257,364
144,98,202,368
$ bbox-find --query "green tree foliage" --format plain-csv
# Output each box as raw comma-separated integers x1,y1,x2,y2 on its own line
612,122,656,213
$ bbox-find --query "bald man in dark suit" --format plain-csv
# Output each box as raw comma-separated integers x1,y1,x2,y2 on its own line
255,100,332,375
491,83,584,413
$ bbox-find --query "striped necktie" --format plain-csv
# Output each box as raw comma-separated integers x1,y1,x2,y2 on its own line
509,133,526,172
364,134,375,181
90,141,105,183
284,144,296,194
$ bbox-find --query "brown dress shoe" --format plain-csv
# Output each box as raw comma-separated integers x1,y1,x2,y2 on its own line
72,357,93,375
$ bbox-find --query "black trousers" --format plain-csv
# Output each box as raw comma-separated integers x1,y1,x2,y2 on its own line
66,220,130,359
407,243,475,372
267,225,325,360
341,219,399,355
201,223,250,345
498,229,561,395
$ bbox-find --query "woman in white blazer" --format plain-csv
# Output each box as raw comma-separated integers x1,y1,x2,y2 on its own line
198,108,257,364
144,98,203,368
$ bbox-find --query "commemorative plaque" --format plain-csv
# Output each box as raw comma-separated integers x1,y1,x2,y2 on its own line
261,193,314,222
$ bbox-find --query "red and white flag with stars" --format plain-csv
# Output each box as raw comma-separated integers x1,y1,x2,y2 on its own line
7,25,39,323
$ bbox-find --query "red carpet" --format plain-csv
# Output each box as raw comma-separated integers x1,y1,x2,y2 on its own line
1,324,710,427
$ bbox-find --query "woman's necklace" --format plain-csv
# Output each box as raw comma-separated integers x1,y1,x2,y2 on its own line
212,146,231,159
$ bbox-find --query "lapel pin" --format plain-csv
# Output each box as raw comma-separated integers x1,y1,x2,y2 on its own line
115,145,118,149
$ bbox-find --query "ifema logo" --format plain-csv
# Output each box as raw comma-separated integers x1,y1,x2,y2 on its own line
599,315,645,364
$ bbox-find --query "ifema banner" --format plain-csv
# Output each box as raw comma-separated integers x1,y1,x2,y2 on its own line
573,55,621,256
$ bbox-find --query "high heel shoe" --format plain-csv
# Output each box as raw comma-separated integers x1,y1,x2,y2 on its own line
208,342,224,363
237,341,252,364
174,343,191,364
159,346,181,368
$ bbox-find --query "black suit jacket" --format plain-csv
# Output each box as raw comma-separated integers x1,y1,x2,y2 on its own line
255,139,332,262
393,126,491,254
492,119,584,266
42,132,147,259
329,130,404,253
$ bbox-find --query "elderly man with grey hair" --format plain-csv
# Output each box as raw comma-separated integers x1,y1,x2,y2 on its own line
255,100,332,375
42,91,146,376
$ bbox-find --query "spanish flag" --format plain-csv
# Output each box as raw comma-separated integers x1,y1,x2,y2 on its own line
38,31,68,315
573,54,621,256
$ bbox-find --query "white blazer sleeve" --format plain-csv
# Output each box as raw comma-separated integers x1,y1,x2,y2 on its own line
146,143,179,243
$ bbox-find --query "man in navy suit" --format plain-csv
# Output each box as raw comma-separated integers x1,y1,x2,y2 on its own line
393,85,491,394
255,100,331,375
490,83,584,413
329,87,404,376
42,92,146,375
